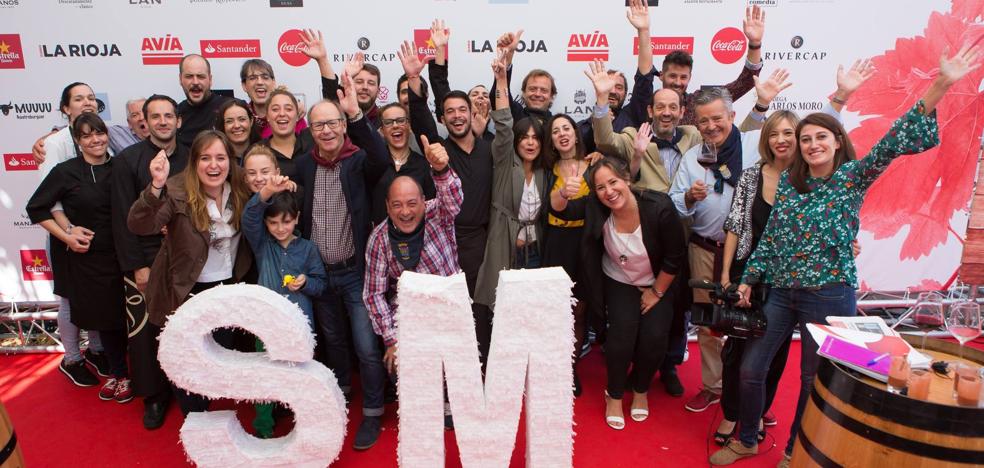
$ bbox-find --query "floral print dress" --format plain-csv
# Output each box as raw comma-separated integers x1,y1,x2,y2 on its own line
742,101,939,289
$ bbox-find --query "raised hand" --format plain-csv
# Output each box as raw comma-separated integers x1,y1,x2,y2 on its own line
742,5,765,45
336,72,361,118
498,29,524,52
561,162,583,199
343,52,365,79
398,40,431,77
430,19,450,50
420,135,449,172
300,29,327,62
753,68,792,106
583,59,616,104
835,59,875,97
633,122,652,157
491,49,508,81
939,41,982,85
471,106,489,138
149,149,169,190
626,0,650,31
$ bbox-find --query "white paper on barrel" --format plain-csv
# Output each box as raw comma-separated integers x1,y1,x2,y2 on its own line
395,268,576,468
157,284,347,467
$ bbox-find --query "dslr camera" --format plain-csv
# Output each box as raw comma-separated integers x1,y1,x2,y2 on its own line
689,279,767,339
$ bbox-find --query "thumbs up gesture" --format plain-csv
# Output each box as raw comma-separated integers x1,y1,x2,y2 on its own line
561,161,583,199
420,135,449,172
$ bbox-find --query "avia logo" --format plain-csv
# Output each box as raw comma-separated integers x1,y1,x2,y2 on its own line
634,36,694,56
40,43,121,58
20,249,52,281
710,27,746,64
567,31,609,62
4,153,37,171
200,39,261,59
141,35,184,65
278,29,310,67
467,39,546,53
413,28,448,61
0,34,25,69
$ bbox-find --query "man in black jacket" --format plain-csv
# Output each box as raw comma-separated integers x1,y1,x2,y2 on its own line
111,94,188,430
175,54,231,148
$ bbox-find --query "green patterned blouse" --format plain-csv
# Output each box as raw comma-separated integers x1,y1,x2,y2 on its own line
742,100,939,289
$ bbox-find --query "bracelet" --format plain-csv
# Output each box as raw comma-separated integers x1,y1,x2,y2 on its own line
65,223,75,234
650,286,664,298
748,42,762,50
348,110,364,122
830,95,847,106
753,103,769,113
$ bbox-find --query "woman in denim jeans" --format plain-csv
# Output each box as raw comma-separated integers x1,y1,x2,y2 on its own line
709,44,981,467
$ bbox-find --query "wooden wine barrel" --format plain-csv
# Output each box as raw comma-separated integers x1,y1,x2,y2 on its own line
791,337,984,467
958,158,984,284
0,402,24,468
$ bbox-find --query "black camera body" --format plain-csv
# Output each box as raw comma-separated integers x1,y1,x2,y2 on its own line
689,279,768,339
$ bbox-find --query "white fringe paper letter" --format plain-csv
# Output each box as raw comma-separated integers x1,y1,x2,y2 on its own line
396,268,575,468
158,284,347,467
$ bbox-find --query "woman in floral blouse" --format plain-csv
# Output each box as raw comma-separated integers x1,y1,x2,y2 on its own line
709,44,981,468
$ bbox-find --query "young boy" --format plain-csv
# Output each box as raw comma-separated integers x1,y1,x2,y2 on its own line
242,174,327,438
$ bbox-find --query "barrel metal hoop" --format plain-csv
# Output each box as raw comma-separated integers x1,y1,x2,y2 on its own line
0,430,16,465
818,359,984,437
810,388,984,464
796,429,843,468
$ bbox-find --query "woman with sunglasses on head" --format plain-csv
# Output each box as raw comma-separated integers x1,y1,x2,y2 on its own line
710,45,981,467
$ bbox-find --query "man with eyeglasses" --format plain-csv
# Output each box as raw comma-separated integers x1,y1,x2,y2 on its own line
175,54,232,149
240,58,309,139
108,98,149,154
295,73,391,451
365,103,436,225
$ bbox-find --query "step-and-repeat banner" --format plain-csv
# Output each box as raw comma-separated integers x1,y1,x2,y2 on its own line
0,0,978,302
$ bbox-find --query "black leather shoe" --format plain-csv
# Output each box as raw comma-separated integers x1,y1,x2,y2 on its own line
143,400,169,430
353,416,381,451
661,369,685,397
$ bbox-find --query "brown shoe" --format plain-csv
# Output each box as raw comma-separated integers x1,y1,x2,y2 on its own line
709,439,758,465
776,453,792,468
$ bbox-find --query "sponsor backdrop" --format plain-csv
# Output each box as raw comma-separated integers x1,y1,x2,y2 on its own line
0,0,978,302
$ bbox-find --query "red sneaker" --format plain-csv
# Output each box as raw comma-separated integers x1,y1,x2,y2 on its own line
763,410,778,427
684,389,721,413
114,378,134,403
99,378,118,401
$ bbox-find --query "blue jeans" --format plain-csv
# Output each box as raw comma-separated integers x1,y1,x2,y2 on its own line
738,283,856,452
314,265,384,416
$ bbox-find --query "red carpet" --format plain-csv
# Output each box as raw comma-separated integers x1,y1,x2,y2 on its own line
1,342,800,467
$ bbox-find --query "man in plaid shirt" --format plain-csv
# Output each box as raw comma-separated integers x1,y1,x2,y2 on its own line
364,136,463,372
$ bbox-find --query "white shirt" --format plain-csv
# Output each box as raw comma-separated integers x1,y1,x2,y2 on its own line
197,183,241,283
517,177,540,243
602,217,654,287
669,129,761,242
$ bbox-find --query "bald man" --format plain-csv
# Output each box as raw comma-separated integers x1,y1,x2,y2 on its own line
363,142,463,364
176,54,231,148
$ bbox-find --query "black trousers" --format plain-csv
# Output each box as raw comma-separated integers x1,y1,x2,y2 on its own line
457,225,491,367
720,333,791,422
124,274,169,399
99,328,129,379
604,276,675,399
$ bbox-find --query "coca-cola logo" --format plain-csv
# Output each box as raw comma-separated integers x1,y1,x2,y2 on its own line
277,29,309,67
710,27,746,64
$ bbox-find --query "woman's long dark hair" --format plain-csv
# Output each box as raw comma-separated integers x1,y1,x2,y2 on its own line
542,114,586,170
512,116,549,171
214,99,260,149
788,112,857,194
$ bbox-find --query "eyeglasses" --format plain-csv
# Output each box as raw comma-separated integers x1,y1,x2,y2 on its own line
310,119,345,132
381,117,409,128
245,73,273,82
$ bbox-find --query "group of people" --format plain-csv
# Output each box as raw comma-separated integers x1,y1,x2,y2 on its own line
25,1,980,465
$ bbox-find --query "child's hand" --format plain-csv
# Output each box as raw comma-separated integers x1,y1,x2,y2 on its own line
287,274,306,292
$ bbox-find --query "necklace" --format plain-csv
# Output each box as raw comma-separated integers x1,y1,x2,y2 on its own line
392,151,409,169
607,217,635,266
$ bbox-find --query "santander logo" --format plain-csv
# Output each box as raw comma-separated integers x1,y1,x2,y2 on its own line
278,29,310,67
710,27,746,64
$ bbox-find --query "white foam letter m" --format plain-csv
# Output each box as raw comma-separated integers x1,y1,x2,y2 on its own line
396,268,575,467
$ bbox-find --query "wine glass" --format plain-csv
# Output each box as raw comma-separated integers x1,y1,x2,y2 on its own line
946,301,981,362
697,141,717,185
911,292,944,349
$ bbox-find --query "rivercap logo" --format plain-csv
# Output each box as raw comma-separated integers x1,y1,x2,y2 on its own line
567,30,609,62
141,34,184,65
4,153,37,171
0,34,25,69
791,36,804,49
710,27,746,64
634,36,694,56
21,249,52,281
200,39,261,59
278,29,310,67
357,37,370,51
